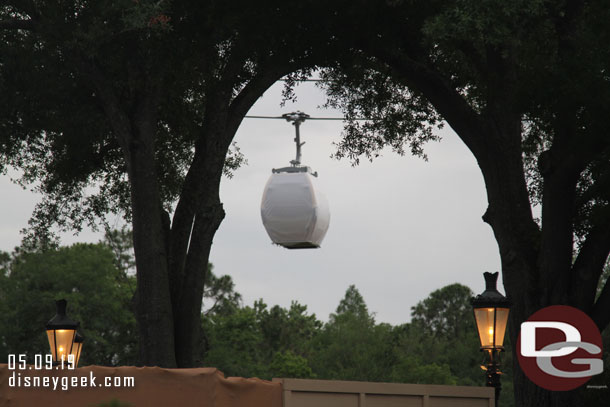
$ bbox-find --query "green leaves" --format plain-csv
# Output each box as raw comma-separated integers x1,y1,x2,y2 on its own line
203,264,242,316
203,306,265,377
202,299,320,379
321,66,442,165
333,284,371,321
0,243,138,366
269,350,315,379
411,283,475,339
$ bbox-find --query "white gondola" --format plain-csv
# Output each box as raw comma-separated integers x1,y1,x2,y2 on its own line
260,112,330,249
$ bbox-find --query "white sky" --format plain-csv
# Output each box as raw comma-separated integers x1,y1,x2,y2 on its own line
0,81,504,325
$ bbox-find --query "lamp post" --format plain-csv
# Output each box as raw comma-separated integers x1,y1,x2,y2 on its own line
46,299,79,365
472,272,511,407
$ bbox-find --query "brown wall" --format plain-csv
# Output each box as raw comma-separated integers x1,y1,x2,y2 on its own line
0,364,282,407
273,378,494,407
0,364,493,407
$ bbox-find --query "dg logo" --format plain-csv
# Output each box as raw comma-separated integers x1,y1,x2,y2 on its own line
517,305,604,391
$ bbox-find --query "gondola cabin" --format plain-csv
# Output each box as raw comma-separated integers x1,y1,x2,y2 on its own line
259,111,330,249
261,166,330,249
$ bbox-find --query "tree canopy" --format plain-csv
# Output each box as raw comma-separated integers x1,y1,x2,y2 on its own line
411,283,475,339
2,2,609,404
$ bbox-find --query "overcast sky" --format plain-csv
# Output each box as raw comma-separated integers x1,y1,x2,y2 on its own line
0,81,505,325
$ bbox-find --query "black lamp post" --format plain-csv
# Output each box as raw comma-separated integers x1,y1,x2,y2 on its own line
46,299,80,365
472,272,511,407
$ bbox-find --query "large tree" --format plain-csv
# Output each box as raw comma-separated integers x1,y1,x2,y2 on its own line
3,3,608,404
320,1,610,406
0,0,337,367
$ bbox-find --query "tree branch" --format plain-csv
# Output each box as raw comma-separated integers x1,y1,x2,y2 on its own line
167,92,230,310
572,218,610,318
537,110,588,304
226,64,295,137
365,43,489,161
359,36,541,301
592,271,610,331
77,59,134,156
0,19,34,30
168,55,295,307
174,199,225,366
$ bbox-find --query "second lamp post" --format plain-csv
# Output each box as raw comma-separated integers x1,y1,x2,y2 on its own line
472,272,511,407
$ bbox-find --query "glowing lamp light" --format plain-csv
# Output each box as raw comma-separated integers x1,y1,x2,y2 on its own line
471,272,511,407
472,272,510,350
46,299,79,365
71,332,84,367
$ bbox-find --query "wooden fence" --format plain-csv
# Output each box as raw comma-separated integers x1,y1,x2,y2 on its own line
273,378,494,407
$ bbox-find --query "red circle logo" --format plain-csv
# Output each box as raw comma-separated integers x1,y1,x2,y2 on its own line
517,305,603,391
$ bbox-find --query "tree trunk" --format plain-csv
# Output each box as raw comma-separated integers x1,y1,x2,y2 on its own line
508,294,583,407
166,114,235,367
87,39,305,366
512,354,580,407
173,194,225,367
64,14,311,368
171,153,227,367
165,69,289,367
127,120,177,368
87,66,178,367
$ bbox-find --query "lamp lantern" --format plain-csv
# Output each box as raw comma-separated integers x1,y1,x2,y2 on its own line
71,332,84,367
46,299,79,365
472,272,511,407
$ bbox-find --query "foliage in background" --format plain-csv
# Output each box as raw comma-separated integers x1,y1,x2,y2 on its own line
0,243,137,366
201,281,514,405
103,227,136,277
203,264,242,316
94,400,132,407
0,236,521,406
